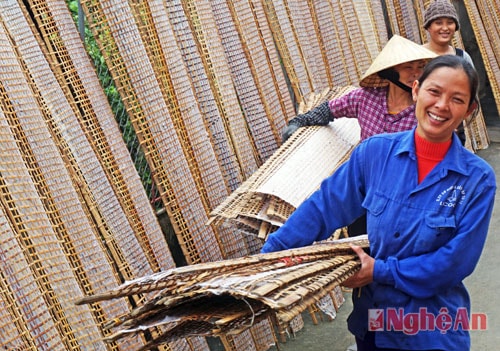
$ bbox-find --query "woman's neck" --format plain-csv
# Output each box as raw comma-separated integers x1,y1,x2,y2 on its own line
387,85,413,113
423,42,454,56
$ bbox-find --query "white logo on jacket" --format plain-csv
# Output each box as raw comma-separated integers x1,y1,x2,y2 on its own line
436,185,466,208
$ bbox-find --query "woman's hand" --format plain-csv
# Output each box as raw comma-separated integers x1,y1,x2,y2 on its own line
342,245,374,288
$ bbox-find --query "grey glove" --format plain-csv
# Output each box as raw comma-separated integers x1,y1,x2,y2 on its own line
281,101,333,142
282,123,301,142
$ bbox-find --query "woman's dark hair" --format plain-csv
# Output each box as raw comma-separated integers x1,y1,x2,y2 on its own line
418,55,479,107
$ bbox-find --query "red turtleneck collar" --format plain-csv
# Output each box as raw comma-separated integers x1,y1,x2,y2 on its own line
415,131,452,183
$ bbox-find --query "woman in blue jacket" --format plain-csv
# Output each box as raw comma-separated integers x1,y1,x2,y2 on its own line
261,55,496,350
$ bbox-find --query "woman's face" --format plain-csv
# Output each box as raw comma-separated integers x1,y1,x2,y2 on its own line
393,60,427,88
412,66,475,143
427,17,457,45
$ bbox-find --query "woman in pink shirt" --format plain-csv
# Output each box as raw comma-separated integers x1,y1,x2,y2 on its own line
282,35,436,238
282,35,437,142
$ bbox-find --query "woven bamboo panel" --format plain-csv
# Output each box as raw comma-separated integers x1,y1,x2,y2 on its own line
17,0,174,279
75,237,368,350
245,0,296,132
209,86,360,240
0,204,65,350
261,0,312,100
0,1,193,350
133,1,227,212
332,1,363,85
211,1,294,258
79,0,273,348
0,95,109,345
446,3,491,152
211,0,285,162
463,0,500,124
80,0,224,266
28,2,186,349
131,1,249,264
338,1,374,80
164,0,243,192
0,13,131,350
307,0,347,86
352,0,388,60
171,10,279,351
26,0,177,296
205,0,292,264
387,0,422,43
289,1,330,90
256,122,359,208
182,0,261,178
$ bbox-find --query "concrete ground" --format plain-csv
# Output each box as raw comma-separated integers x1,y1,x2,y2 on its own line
268,125,500,351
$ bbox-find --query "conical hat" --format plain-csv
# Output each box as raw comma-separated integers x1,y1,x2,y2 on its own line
359,35,437,88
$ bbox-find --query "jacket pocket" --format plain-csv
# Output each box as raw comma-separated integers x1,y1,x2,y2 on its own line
416,212,456,252
363,192,389,217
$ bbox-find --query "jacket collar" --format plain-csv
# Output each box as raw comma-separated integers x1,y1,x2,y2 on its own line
395,127,470,176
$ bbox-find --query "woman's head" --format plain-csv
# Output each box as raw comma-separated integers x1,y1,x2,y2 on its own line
424,0,460,47
359,35,437,89
424,0,460,31
392,60,428,88
412,55,478,143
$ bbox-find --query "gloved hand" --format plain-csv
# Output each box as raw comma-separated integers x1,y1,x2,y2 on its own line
282,123,301,142
281,101,333,142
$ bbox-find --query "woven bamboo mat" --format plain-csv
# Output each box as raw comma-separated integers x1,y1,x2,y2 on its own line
257,121,359,208
182,0,261,179
1,1,185,350
139,1,252,263
164,1,243,193
0,188,66,350
352,0,388,60
262,0,312,100
0,12,116,350
15,0,173,277
209,86,360,240
338,1,373,79
81,0,224,266
329,2,359,85
462,0,500,143
236,0,296,136
214,0,291,161
75,237,369,350
80,0,276,349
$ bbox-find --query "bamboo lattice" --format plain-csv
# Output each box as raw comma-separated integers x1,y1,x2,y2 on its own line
209,86,361,241
461,0,499,149
75,237,369,350
0,1,181,350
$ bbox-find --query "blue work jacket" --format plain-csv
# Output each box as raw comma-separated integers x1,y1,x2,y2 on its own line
261,128,496,350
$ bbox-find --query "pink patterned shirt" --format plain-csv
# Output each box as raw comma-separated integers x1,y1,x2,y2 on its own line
329,87,416,140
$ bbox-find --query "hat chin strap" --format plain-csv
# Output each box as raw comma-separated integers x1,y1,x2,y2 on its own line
377,68,412,93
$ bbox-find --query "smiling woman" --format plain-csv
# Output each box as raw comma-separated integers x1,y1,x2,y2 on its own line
412,55,478,144
261,55,496,351
422,0,473,66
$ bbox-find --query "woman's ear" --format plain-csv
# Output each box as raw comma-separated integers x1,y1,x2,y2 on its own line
464,99,479,121
412,80,420,102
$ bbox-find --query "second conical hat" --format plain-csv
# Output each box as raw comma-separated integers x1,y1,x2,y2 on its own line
359,35,437,88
